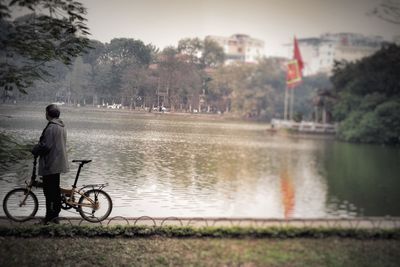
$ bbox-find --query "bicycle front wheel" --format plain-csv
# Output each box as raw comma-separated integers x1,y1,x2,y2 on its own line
78,189,112,222
3,188,39,222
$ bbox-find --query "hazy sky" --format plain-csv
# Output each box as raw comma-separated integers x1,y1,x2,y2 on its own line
80,0,399,57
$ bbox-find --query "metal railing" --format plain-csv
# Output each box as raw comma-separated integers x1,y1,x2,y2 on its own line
271,119,337,134
1,216,399,229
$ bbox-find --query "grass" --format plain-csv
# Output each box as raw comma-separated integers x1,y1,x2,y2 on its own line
1,236,400,266
0,225,400,266
1,224,400,239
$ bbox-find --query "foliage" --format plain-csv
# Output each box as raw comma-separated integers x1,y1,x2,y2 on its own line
100,38,154,67
17,37,157,106
120,65,148,108
0,0,90,93
178,37,225,68
1,224,400,239
337,100,400,144
331,44,400,145
202,38,225,68
6,32,331,121
0,131,34,170
297,74,334,121
208,58,287,119
177,37,203,64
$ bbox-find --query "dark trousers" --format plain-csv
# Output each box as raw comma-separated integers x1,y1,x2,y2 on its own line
42,174,61,221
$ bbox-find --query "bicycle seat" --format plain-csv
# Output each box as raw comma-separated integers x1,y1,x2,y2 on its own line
72,159,92,164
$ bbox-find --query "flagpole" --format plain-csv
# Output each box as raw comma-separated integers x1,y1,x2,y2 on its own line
285,36,303,121
284,86,288,120
289,88,294,121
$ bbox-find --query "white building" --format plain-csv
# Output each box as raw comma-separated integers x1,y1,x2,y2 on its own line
206,34,265,64
289,33,385,75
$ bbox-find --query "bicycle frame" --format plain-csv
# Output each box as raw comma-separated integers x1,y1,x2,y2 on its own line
24,158,108,210
62,160,108,209
61,183,109,210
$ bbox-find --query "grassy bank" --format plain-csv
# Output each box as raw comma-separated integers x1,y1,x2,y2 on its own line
1,225,400,239
1,236,400,266
1,225,400,266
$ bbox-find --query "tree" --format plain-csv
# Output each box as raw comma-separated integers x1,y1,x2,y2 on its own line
82,40,105,67
94,38,156,104
229,60,285,119
295,73,333,121
92,63,114,104
207,66,234,113
156,46,202,111
0,0,90,93
120,65,148,109
331,44,400,145
201,38,225,68
81,39,105,105
100,38,154,66
177,37,225,68
208,58,287,119
177,37,203,64
332,45,400,97
68,56,91,105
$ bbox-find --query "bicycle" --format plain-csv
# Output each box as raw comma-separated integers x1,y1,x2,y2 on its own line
2,157,113,223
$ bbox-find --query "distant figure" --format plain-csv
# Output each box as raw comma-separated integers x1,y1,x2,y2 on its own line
32,104,69,224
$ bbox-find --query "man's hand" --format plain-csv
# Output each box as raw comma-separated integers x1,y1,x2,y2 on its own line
31,144,39,156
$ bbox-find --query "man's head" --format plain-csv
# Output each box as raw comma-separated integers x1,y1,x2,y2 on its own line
46,104,60,120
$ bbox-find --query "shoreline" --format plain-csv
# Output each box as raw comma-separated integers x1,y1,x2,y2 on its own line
0,103,246,121
1,216,399,229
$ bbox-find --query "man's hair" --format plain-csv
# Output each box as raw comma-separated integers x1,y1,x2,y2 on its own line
46,104,60,118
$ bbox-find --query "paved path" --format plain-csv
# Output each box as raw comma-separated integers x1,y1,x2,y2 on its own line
1,216,400,229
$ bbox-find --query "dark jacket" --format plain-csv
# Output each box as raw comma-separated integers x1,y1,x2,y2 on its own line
32,118,69,176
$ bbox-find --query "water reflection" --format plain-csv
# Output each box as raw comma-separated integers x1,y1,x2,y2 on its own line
280,170,294,218
1,105,399,218
322,142,400,217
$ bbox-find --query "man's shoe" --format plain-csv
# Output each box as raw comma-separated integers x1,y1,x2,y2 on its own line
34,218,59,225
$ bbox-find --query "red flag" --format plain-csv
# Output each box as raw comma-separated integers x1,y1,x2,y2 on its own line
286,36,304,88
293,36,304,72
286,60,302,87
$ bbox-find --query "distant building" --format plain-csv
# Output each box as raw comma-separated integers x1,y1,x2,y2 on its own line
206,34,265,64
289,33,385,75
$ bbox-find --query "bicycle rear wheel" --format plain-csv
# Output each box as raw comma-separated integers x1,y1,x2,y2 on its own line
3,188,39,222
78,189,112,222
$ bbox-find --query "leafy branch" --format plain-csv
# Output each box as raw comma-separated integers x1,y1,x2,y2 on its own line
0,131,35,170
0,0,91,93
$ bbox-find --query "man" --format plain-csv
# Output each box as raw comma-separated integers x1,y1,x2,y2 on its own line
32,104,69,224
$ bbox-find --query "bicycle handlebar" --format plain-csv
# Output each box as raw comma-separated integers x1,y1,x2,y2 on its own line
72,160,92,164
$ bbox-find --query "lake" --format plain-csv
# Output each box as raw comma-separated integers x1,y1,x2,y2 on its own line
1,104,399,219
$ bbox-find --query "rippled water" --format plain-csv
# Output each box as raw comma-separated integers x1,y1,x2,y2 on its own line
1,105,400,218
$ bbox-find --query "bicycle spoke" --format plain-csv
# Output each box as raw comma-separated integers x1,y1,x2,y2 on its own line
78,189,112,222
3,188,38,222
